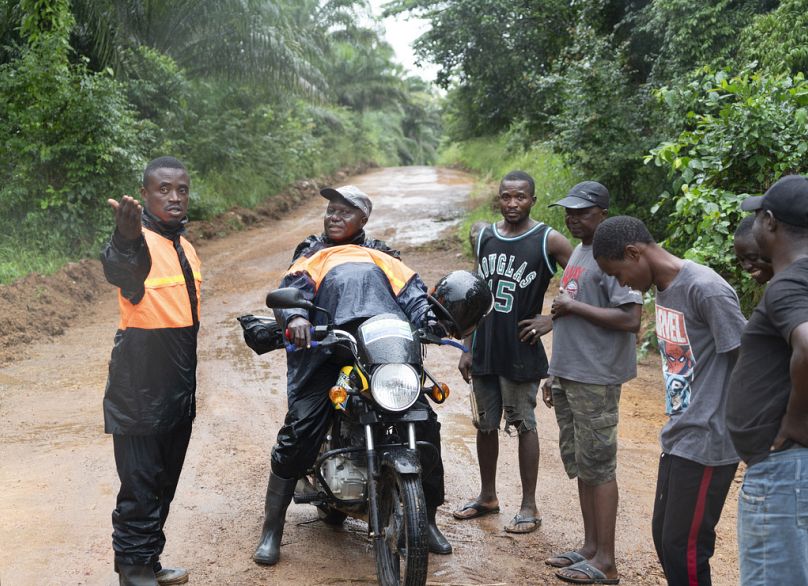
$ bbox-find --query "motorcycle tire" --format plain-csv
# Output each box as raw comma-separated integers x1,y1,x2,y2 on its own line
374,466,428,586
317,504,348,526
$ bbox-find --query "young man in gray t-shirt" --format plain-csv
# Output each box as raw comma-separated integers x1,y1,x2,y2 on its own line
593,216,745,586
541,182,642,585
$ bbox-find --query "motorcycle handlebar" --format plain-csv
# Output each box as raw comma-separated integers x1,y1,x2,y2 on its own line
284,327,356,353
283,325,467,353
438,338,468,352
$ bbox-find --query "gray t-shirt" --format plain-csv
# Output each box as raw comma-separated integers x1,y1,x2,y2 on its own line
549,244,642,385
655,261,745,466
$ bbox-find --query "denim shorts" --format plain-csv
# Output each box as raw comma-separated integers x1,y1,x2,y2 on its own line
737,446,808,586
551,377,621,485
469,375,538,434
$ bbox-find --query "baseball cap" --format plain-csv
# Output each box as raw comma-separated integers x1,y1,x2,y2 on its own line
320,185,373,218
741,175,808,227
550,181,610,209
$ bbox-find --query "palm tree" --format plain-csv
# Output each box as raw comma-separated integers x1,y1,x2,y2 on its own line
70,0,327,93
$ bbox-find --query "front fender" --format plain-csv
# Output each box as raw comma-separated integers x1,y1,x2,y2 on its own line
380,447,421,476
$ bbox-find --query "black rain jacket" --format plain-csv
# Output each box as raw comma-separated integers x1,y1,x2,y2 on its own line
101,210,201,435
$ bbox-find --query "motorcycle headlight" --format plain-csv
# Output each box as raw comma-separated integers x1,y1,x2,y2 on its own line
370,364,420,412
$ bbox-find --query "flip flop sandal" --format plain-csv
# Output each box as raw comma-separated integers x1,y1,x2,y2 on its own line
556,560,620,585
504,513,541,534
545,550,587,568
451,501,500,520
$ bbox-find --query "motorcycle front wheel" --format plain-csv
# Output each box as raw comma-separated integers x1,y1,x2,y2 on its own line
374,466,428,586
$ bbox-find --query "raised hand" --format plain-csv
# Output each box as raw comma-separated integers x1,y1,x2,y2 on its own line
107,195,143,241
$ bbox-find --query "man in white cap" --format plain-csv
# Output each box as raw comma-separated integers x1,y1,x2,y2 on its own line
251,185,454,567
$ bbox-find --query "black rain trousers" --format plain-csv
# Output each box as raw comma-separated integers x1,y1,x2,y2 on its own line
111,422,192,567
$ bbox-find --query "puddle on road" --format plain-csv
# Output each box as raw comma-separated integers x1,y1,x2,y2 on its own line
440,412,478,455
348,166,474,247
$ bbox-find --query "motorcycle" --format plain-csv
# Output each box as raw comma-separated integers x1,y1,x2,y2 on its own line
240,286,467,586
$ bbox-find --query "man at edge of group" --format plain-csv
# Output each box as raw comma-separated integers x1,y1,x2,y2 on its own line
453,170,573,534
733,215,774,286
542,182,642,585
253,185,484,566
727,174,808,585
592,216,745,586
102,156,200,586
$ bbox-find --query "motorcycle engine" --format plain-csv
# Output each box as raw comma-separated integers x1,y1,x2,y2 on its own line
321,421,368,500
321,455,367,500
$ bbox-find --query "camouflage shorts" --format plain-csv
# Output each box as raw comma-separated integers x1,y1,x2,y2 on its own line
551,377,621,485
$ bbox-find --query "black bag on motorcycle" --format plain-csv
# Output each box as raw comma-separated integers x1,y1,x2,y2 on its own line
236,315,286,355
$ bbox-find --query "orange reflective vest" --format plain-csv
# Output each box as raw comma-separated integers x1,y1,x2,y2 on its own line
286,244,414,295
117,229,202,330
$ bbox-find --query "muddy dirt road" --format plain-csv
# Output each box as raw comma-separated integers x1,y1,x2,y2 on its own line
0,166,740,585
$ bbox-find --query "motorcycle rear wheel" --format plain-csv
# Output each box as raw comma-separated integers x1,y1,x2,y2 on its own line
374,466,428,586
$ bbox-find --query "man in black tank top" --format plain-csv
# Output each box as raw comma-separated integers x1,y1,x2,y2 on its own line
453,171,572,534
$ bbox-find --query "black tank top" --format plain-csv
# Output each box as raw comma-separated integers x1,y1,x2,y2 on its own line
471,222,557,381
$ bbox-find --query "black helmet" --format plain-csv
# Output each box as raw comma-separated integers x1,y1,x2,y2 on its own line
429,270,493,339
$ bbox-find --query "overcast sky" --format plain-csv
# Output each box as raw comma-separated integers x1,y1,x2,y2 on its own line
369,1,438,82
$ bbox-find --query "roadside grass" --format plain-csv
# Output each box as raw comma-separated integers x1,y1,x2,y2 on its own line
438,136,581,257
2,139,575,284
190,168,290,219
0,236,76,284
0,159,370,285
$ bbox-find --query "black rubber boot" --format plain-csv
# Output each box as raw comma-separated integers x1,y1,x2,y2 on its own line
154,565,188,585
117,563,158,586
253,471,296,565
427,507,452,555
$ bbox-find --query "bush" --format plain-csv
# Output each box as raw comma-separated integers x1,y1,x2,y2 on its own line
738,0,808,75
648,68,808,311
0,35,147,282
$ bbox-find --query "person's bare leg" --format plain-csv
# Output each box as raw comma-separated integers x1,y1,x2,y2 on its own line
454,429,499,517
578,479,597,558
591,479,618,576
517,429,539,518
477,429,499,502
559,479,619,581
546,479,597,566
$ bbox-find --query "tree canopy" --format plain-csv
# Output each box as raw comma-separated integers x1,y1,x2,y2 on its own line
0,0,442,283
392,0,808,310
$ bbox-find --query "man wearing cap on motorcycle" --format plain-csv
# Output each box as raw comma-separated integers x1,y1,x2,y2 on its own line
252,185,490,566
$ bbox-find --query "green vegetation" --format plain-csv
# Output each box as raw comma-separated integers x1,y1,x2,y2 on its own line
391,0,808,309
0,0,442,283
6,0,808,309
648,69,808,313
